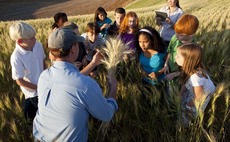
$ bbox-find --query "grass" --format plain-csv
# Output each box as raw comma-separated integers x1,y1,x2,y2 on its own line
0,0,230,141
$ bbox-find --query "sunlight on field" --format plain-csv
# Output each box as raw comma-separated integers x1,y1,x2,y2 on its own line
0,0,229,141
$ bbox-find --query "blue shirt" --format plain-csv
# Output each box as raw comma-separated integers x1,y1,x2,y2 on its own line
139,52,166,85
159,6,183,41
97,17,112,39
33,61,118,142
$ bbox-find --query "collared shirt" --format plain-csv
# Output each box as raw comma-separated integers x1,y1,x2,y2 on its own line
10,41,45,99
159,6,183,41
33,61,118,142
167,35,182,72
167,35,194,72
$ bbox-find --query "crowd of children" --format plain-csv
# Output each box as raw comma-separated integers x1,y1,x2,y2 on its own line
9,2,216,141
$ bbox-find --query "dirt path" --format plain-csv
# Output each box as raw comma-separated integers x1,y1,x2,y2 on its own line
0,0,133,21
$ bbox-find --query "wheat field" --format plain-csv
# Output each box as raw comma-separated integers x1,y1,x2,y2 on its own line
0,0,229,141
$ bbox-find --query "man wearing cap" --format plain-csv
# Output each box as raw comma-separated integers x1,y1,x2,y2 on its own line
33,28,118,142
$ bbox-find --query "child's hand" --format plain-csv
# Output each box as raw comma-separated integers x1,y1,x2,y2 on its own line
165,17,174,26
101,23,109,30
165,17,171,23
149,72,157,80
91,51,104,65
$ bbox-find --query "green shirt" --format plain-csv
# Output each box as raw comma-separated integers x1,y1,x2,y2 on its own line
167,35,182,72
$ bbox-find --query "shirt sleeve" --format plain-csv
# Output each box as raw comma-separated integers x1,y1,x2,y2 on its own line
80,79,117,122
190,74,204,87
10,53,25,80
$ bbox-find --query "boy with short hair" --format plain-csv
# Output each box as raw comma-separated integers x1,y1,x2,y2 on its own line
164,14,199,80
81,22,105,62
108,7,126,37
9,22,46,121
81,22,105,77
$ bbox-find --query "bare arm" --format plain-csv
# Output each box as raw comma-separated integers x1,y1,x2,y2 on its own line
165,71,180,81
164,53,170,74
101,23,109,31
193,86,204,101
80,51,103,75
16,78,37,90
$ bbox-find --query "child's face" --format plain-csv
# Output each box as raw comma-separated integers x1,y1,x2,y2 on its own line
175,48,184,66
115,13,125,26
19,36,36,50
176,33,193,43
87,31,97,42
128,17,137,29
98,13,105,21
138,34,150,52
57,18,67,27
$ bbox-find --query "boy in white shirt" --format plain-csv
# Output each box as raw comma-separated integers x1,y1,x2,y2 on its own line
9,22,46,121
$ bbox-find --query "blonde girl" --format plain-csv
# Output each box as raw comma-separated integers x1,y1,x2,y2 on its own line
175,43,215,125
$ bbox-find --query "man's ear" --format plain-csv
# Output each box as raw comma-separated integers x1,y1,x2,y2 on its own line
70,45,75,53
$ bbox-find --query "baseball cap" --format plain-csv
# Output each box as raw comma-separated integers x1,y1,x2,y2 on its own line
48,28,84,51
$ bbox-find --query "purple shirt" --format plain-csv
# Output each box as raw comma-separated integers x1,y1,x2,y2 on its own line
119,33,136,50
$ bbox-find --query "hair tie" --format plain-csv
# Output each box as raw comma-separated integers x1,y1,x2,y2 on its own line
139,29,153,36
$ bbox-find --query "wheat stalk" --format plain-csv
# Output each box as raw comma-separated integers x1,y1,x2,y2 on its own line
101,37,133,78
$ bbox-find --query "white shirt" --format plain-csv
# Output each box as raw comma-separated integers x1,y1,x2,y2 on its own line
185,73,215,98
185,72,215,111
159,6,183,41
10,41,46,99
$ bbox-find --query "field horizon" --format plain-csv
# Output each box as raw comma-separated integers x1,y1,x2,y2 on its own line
0,0,134,21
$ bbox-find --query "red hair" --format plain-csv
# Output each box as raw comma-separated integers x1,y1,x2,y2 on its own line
119,11,139,34
174,14,199,35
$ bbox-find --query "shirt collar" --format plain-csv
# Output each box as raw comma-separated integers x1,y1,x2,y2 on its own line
166,6,179,12
52,61,79,72
15,43,31,55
